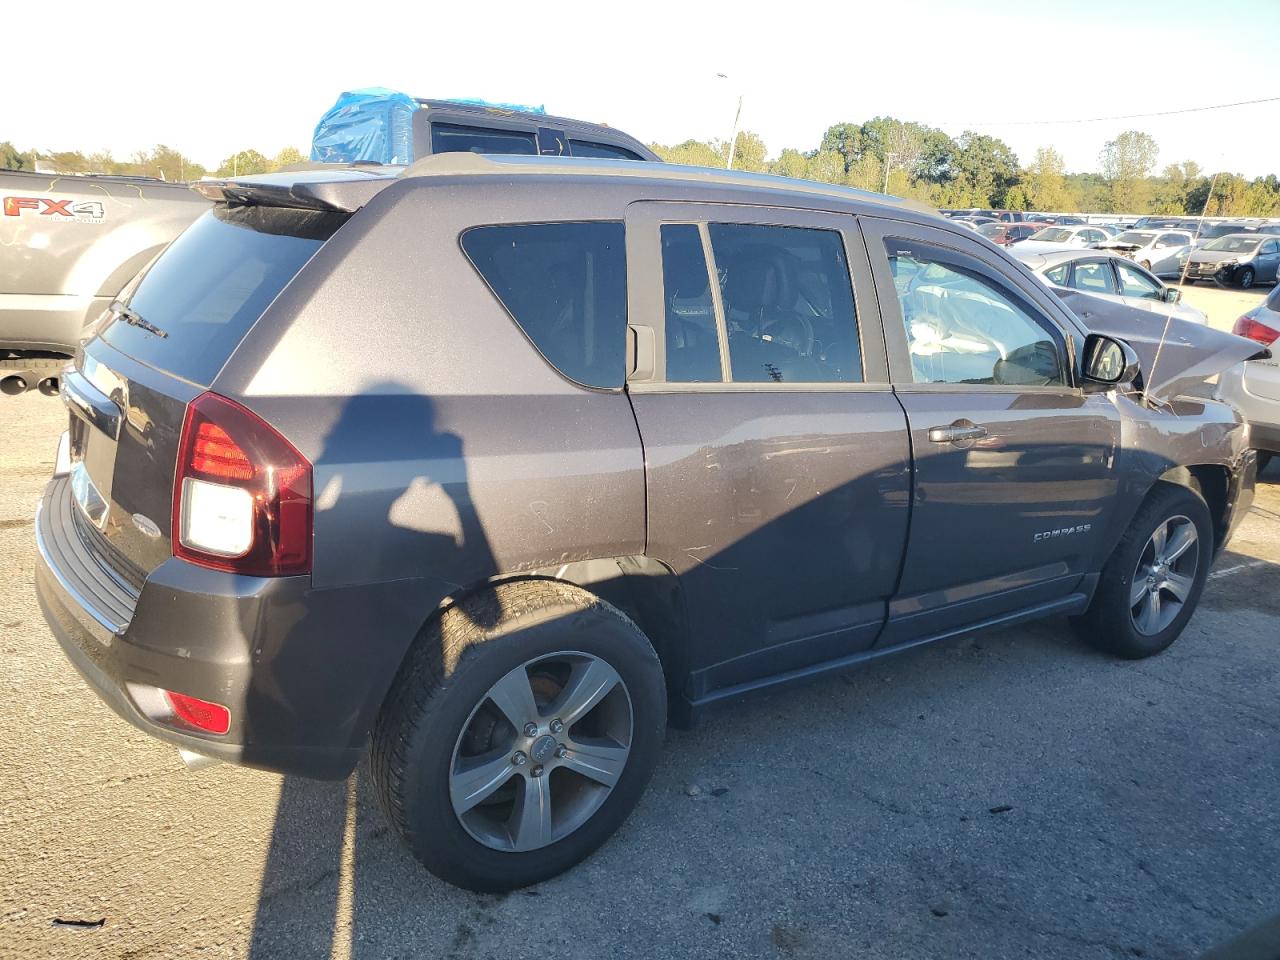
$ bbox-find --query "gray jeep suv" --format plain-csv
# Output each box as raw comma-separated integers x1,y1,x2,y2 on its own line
35,155,1259,891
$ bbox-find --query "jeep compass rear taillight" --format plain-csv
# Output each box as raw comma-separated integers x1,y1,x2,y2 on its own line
1233,313,1280,346
173,392,312,576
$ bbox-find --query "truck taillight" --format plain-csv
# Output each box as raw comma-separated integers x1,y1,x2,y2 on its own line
173,392,312,576
1233,314,1280,346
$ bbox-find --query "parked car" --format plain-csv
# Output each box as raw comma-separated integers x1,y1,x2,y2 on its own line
1218,283,1280,473
1184,234,1280,288
0,170,209,396
977,222,1043,246
1095,230,1196,277
1015,249,1207,324
1009,224,1111,254
35,154,1263,893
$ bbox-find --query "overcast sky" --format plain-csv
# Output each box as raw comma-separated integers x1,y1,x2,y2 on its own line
6,0,1277,176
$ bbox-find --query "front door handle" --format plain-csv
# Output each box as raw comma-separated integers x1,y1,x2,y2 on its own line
927,421,988,443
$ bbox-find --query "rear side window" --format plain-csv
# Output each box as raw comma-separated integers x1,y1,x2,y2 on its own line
661,224,722,382
709,223,862,383
431,123,537,156
102,205,345,385
1070,260,1116,294
568,140,643,161
461,222,627,388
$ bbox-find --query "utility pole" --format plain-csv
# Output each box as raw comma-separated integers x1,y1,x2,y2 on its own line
882,152,898,194
717,73,743,170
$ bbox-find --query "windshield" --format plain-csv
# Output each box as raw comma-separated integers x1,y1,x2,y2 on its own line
1030,228,1073,242
100,205,347,385
1199,223,1251,240
1114,232,1156,245
1203,236,1261,253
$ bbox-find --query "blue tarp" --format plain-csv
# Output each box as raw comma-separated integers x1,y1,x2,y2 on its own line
310,88,417,165
310,90,548,165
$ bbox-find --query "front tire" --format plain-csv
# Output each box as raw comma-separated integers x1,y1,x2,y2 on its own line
371,580,666,892
1071,484,1212,659
1237,267,1255,289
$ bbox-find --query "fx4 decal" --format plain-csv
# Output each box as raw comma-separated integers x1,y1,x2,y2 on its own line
3,196,106,223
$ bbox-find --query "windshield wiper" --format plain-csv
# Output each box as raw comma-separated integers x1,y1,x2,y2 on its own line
110,300,168,340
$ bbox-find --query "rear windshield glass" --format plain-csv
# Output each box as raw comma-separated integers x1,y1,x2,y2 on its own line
1031,228,1072,242
102,205,345,385
1115,232,1155,245
978,223,1004,237
461,222,627,388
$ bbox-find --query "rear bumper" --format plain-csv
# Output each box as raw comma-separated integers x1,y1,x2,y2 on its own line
34,476,416,780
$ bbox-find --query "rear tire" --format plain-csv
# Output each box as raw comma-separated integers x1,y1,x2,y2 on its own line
1071,484,1212,659
370,580,666,892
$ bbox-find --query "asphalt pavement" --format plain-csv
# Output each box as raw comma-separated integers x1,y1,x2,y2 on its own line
2,335,1278,959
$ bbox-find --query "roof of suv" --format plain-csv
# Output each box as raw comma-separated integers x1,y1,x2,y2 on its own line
197,153,937,223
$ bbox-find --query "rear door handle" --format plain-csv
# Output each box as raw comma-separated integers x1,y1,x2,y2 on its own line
927,421,988,443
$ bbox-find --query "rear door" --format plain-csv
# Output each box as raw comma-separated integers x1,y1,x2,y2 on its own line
624,202,911,700
862,217,1122,643
63,203,345,582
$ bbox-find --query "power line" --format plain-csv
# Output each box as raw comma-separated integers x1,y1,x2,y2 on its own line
963,94,1280,127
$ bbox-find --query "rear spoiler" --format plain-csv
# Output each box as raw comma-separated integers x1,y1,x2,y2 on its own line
191,167,394,213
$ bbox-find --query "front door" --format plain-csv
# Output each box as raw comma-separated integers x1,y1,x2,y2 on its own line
862,218,1123,643
624,202,911,702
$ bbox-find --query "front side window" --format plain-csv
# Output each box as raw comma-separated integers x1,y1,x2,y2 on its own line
708,223,862,383
431,123,538,156
660,224,722,382
884,239,1066,387
1070,260,1116,294
1116,261,1162,299
461,222,627,388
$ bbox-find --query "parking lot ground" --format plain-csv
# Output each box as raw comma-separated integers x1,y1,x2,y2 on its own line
2,391,1279,960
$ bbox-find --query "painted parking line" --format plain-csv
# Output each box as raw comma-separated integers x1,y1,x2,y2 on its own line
1209,559,1275,580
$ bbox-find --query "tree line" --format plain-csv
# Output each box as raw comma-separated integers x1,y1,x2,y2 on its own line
0,142,306,182
650,120,1280,217
4,118,1278,217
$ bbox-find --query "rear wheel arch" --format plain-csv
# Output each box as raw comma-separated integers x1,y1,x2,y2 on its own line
382,557,691,729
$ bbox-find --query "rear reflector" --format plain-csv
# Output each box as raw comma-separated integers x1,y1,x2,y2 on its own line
164,690,231,735
1233,314,1280,346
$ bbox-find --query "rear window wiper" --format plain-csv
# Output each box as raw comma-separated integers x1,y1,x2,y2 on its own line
110,300,168,340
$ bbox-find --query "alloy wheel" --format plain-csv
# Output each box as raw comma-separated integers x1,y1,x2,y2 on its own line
1129,515,1199,636
449,651,633,852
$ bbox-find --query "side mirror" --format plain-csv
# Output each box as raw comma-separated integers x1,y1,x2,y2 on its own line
1163,287,1181,303
1082,334,1140,391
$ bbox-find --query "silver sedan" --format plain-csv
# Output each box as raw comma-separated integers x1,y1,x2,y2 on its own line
1013,249,1207,325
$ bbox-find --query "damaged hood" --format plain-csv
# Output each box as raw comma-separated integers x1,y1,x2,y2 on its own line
1054,288,1271,401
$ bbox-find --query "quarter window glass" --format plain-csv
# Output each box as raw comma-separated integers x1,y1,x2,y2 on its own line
1070,260,1116,295
660,225,722,382
431,123,537,156
1116,262,1162,299
568,140,643,161
708,223,862,383
461,222,627,388
884,240,1065,387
